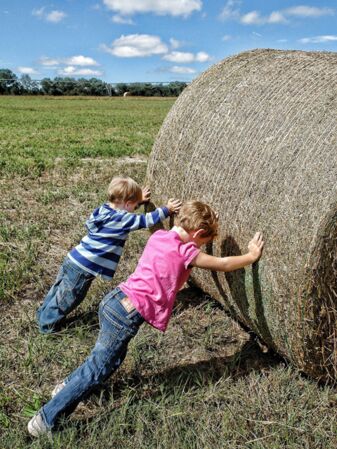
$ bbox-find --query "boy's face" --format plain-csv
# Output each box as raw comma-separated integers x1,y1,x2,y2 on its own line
125,200,139,212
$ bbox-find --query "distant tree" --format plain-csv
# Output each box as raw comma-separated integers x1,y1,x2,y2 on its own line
167,81,188,96
0,69,188,96
86,78,110,96
41,78,63,95
40,78,52,95
20,74,40,95
0,69,21,94
115,83,129,95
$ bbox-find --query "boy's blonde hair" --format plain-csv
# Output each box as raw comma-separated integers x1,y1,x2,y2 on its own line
176,201,219,238
107,177,143,203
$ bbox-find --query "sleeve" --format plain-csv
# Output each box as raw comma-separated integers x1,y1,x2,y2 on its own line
181,243,200,269
121,207,170,232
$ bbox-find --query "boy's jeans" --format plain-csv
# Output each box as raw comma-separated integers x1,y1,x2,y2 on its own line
40,287,144,430
36,257,95,333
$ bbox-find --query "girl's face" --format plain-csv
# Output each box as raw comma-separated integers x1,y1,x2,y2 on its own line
193,232,216,248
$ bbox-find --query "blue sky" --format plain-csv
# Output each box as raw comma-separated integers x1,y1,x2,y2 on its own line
1,0,336,82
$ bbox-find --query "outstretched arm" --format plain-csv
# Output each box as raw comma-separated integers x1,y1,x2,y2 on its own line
121,198,182,231
191,232,264,272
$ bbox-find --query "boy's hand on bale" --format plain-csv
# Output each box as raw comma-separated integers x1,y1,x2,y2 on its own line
248,232,264,262
167,199,182,215
141,187,151,204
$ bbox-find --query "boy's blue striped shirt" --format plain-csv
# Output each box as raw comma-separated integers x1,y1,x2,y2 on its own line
68,203,169,280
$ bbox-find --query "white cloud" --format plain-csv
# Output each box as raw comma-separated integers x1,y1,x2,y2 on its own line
163,51,194,63
163,50,210,63
219,0,241,21
170,66,196,74
240,10,261,24
17,67,39,75
58,66,103,76
299,35,337,44
268,11,287,24
163,51,211,64
220,3,334,25
285,6,334,17
46,10,67,23
240,10,287,25
195,51,211,62
65,56,99,66
32,7,66,23
112,15,135,24
103,0,202,17
101,34,168,57
170,38,182,49
222,34,232,41
39,55,98,67
39,57,60,66
32,7,45,18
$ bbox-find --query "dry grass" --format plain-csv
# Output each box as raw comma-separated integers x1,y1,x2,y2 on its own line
1,159,336,449
1,96,336,448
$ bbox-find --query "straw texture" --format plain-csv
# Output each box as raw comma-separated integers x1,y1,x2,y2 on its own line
147,49,337,381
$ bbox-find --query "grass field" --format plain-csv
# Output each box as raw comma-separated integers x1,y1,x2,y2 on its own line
1,96,336,448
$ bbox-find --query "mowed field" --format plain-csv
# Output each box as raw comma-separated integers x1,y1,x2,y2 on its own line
0,96,336,449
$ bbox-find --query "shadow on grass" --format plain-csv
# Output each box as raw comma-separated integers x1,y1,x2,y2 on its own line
107,337,282,400
65,337,284,436
62,284,282,394
63,308,100,331
52,284,284,433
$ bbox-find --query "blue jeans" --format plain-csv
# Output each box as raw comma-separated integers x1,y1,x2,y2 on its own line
36,257,95,333
40,287,144,430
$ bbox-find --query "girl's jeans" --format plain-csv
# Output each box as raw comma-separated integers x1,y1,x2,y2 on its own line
36,257,95,333
40,287,144,430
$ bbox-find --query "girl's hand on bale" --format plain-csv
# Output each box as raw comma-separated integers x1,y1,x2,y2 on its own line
248,232,264,262
141,187,151,203
167,198,182,215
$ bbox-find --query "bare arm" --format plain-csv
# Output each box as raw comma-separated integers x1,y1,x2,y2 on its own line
191,232,264,272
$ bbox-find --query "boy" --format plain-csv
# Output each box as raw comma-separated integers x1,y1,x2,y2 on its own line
36,176,181,333
28,200,264,436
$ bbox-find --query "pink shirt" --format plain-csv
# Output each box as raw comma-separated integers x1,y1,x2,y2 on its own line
120,229,200,332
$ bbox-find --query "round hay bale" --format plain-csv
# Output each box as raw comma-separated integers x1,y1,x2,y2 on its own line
147,49,337,381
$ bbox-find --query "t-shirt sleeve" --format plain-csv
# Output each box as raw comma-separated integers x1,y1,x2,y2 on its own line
181,242,200,269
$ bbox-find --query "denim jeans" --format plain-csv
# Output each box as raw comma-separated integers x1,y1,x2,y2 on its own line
36,257,95,333
40,287,144,430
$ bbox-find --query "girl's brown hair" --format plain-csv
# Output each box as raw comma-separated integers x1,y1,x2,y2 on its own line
176,201,219,238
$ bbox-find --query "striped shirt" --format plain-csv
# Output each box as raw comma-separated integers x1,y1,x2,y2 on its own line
68,203,169,280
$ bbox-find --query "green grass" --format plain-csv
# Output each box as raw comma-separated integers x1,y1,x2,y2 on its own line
1,96,336,448
0,96,174,176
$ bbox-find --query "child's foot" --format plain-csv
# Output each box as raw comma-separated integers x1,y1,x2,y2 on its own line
51,381,65,397
27,413,51,437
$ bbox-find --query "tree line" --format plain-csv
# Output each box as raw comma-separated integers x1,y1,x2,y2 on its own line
0,69,188,97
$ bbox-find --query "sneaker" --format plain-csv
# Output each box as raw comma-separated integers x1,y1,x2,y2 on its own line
27,413,50,437
51,381,66,398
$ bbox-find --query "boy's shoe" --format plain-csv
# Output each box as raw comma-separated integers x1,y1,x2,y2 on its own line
51,381,66,397
27,413,51,437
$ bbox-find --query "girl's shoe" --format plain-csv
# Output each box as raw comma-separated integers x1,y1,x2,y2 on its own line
27,413,50,437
